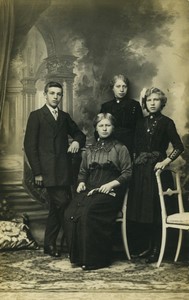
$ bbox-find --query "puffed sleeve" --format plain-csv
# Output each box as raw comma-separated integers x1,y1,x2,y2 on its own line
135,100,143,121
100,102,106,113
167,119,184,161
116,145,132,185
77,150,89,183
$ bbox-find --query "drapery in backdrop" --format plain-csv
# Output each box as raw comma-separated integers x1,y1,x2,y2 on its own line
0,0,51,131
0,0,14,130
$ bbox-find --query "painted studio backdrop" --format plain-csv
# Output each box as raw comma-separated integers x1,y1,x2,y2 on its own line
0,0,189,192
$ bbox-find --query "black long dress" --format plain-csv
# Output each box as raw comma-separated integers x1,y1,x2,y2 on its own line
64,138,132,267
127,112,184,224
100,96,143,156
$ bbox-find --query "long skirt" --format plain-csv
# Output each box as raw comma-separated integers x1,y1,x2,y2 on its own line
64,190,122,267
127,162,176,224
127,162,177,252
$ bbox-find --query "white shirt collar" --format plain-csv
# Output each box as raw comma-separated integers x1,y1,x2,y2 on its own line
46,104,58,113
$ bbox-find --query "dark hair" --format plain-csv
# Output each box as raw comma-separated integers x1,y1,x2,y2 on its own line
44,81,63,94
93,113,116,128
110,74,129,89
142,87,167,111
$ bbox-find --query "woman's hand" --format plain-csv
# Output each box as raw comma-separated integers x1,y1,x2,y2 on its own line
154,157,172,171
98,183,113,194
98,180,119,194
77,182,86,193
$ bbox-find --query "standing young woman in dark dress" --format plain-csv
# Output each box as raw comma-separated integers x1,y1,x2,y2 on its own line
64,113,132,270
100,74,143,157
127,87,184,263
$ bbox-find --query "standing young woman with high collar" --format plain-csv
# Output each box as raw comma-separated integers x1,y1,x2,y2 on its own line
127,87,184,263
100,74,143,157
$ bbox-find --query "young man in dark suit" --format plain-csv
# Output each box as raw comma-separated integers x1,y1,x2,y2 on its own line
24,81,86,257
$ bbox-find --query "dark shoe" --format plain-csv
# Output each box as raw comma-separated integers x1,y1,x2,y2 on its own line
138,248,151,258
44,245,61,258
71,263,81,268
131,248,151,259
81,264,108,271
145,247,159,264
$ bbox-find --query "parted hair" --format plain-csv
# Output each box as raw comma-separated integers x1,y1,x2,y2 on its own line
93,113,116,128
44,81,63,94
110,74,129,89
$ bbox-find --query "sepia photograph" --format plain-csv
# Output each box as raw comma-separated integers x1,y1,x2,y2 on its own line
0,0,189,299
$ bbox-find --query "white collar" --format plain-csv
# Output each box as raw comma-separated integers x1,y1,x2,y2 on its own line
46,104,58,113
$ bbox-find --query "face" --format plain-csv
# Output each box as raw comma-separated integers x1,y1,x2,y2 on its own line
96,118,113,139
146,93,162,113
112,79,128,99
44,87,63,108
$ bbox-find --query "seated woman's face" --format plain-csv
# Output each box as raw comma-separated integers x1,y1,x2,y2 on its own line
112,79,128,99
96,118,114,139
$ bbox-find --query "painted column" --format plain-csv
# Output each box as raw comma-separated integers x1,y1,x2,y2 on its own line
5,84,23,153
45,55,76,116
21,78,37,129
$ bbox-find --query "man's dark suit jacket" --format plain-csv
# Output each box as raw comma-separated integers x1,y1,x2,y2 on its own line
24,105,86,187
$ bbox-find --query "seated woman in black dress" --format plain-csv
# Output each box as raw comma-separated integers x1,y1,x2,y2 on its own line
64,113,132,270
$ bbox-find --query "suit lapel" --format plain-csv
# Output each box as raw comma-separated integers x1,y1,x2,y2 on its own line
41,105,58,129
41,105,65,137
55,109,64,136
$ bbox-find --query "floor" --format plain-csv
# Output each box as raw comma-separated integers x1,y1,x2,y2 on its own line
1,291,189,300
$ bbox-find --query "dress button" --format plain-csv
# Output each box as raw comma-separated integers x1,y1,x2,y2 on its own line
70,216,74,220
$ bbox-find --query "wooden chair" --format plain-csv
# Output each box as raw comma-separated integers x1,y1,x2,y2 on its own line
116,188,131,260
156,169,189,267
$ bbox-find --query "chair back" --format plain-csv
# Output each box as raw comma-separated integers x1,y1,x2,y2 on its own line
156,169,184,222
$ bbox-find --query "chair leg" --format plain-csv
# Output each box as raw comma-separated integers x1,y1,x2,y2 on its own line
174,229,183,262
157,225,167,268
121,217,131,260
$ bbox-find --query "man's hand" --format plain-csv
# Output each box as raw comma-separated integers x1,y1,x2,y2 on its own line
77,182,86,193
67,141,79,153
34,175,43,186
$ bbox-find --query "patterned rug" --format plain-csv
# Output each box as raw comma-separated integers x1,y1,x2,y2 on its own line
0,250,189,292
